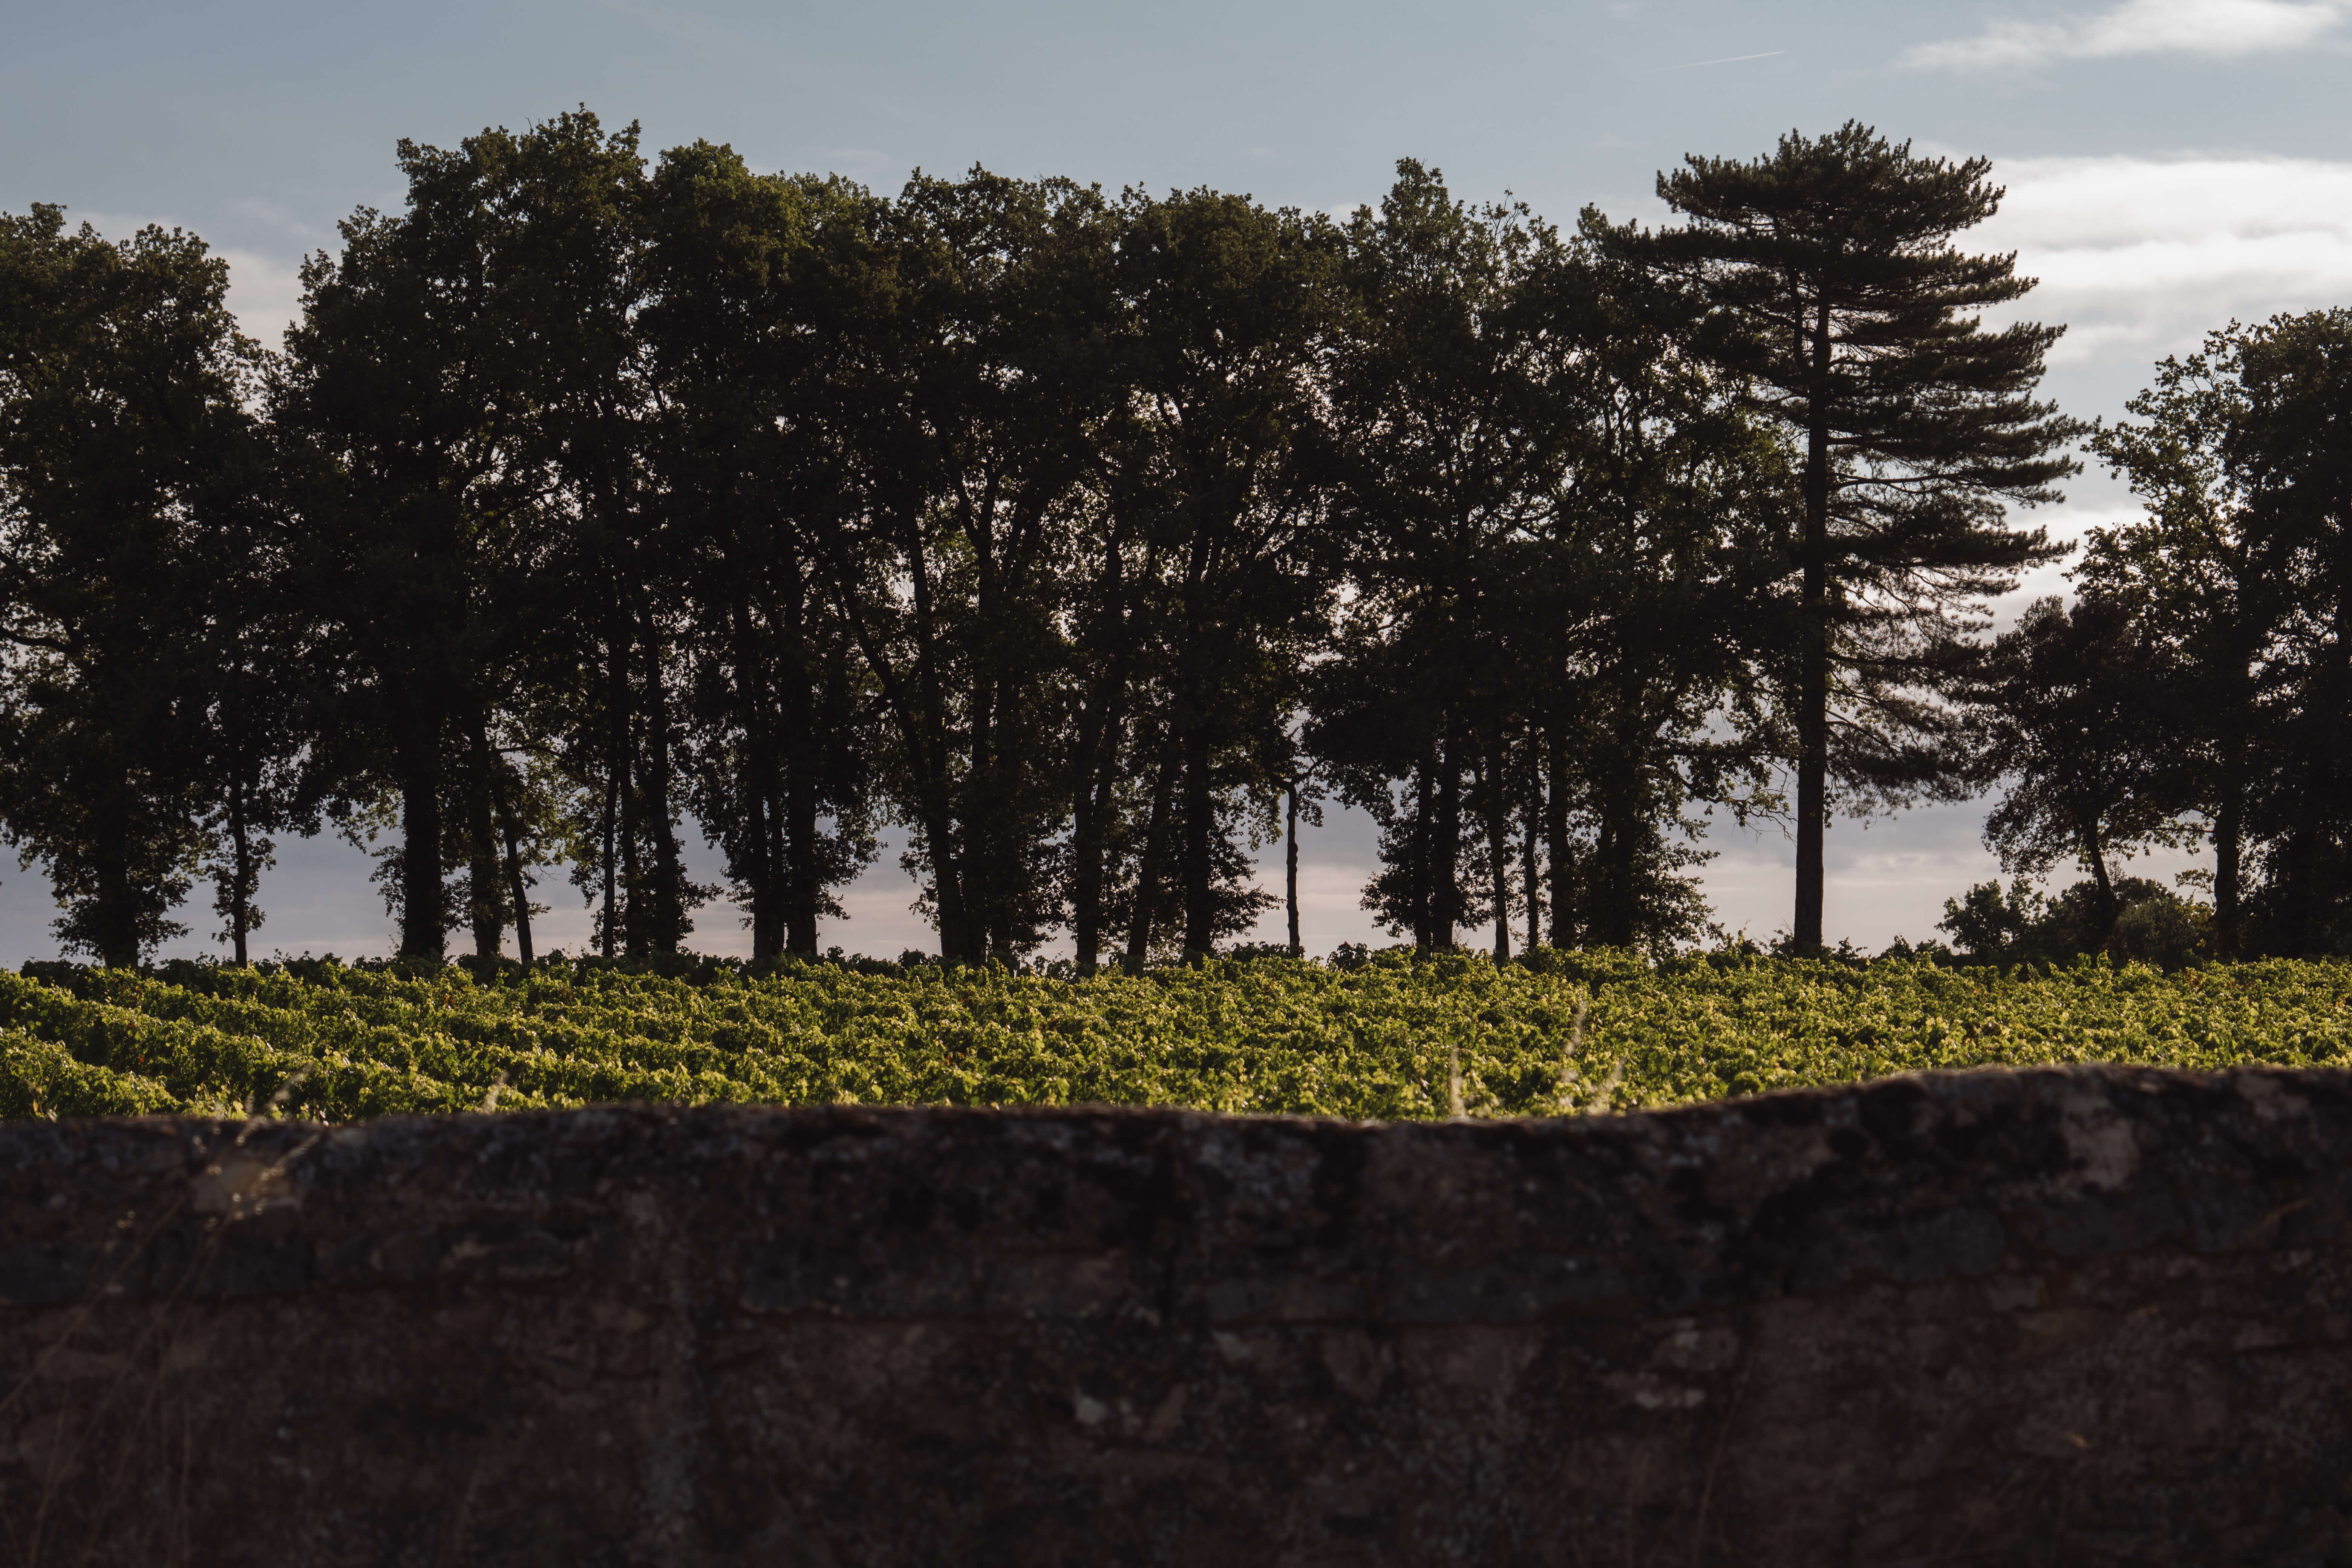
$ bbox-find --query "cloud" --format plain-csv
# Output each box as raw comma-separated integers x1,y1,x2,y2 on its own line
1972,155,2352,368
222,249,305,350
1901,0,2344,70
54,209,308,353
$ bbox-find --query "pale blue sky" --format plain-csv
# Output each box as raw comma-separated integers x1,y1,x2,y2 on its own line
4,0,2349,960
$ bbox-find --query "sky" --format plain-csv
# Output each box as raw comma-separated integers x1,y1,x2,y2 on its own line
3,0,2349,963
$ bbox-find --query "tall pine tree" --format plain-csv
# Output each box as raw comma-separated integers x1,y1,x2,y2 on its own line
1613,123,2078,952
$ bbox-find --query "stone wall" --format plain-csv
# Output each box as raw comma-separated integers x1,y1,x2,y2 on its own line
5,1064,2352,1565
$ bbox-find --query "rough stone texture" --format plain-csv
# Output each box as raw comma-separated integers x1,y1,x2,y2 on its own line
5,1065,2352,1565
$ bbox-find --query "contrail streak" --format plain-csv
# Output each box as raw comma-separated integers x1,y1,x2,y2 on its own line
1642,49,1786,72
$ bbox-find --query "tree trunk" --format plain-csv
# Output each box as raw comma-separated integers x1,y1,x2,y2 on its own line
599,761,619,961
731,588,784,963
467,715,504,964
644,646,684,956
785,735,818,959
1433,728,1462,951
1286,774,1302,959
1071,537,1149,975
1070,723,1116,975
617,647,645,957
600,638,622,960
1485,753,1510,963
890,504,982,967
1546,718,1575,949
1125,744,1179,974
1069,688,1128,976
1180,720,1214,960
2285,738,2329,957
226,776,252,968
1522,775,1542,955
2214,733,2244,959
93,778,136,968
1411,753,1435,953
490,757,533,967
2083,817,2118,949
1594,811,1630,949
1795,297,1834,955
398,723,446,962
778,568,822,959
922,798,976,966
746,775,779,962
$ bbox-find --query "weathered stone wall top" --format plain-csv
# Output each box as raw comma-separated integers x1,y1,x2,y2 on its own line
8,1066,2352,1565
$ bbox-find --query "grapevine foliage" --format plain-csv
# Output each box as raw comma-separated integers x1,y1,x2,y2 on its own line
3,951,2347,1125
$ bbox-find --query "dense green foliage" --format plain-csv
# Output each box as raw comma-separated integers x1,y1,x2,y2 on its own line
6,952,2347,1124
4,117,2084,977
10,118,2352,976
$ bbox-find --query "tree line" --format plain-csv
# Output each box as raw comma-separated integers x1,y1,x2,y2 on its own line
21,111,2323,972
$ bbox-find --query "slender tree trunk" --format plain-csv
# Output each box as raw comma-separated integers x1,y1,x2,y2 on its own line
1546,718,1575,949
751,770,783,960
226,775,252,967
1597,673,1647,950
1180,719,1214,960
1411,754,1435,953
1486,755,1510,963
896,508,982,966
398,723,446,962
490,757,533,967
1594,813,1627,948
1433,729,1462,951
972,660,1031,966
93,778,137,968
1522,778,1542,956
1286,774,1302,959
592,470,631,963
747,780,778,962
785,737,818,959
782,570,824,958
1073,536,1146,975
1070,723,1115,975
644,647,684,956
2286,735,2329,957
1125,744,1179,973
617,646,645,958
1069,681,1131,976
731,587,785,962
467,714,504,964
2083,817,2117,948
2215,732,2245,959
601,632,622,961
1795,298,1834,954
600,760,619,962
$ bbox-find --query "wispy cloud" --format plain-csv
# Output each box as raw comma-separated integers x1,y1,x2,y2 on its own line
1974,155,2352,366
1902,0,2343,71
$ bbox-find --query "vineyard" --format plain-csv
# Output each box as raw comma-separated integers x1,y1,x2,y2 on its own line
3,951,2349,1125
